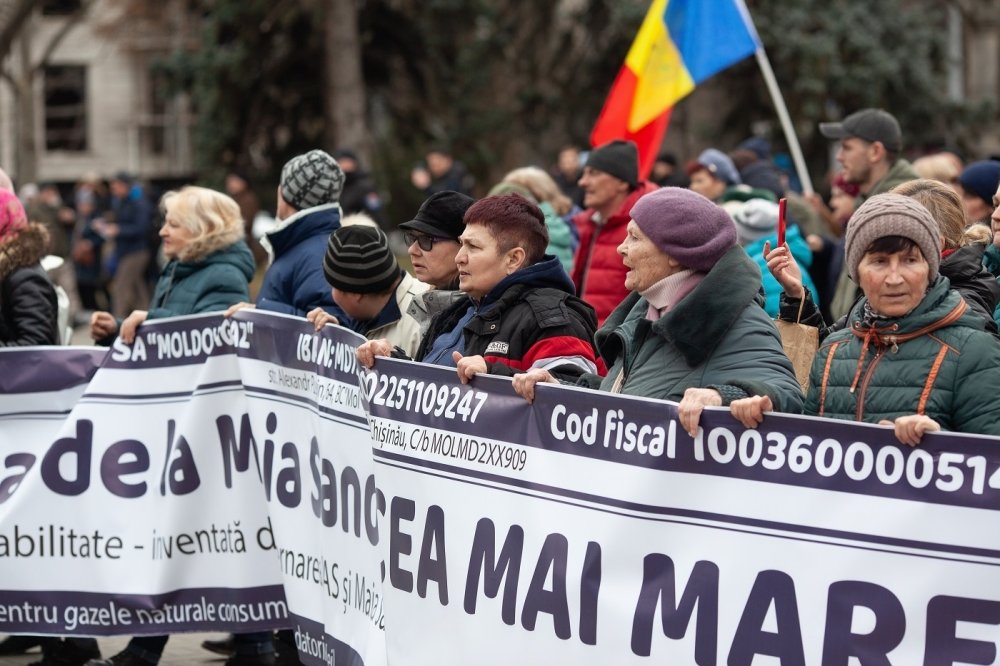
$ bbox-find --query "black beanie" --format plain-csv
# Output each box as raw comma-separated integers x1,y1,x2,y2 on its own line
585,140,639,188
323,226,400,294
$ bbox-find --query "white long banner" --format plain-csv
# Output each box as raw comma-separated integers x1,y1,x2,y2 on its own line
2,312,999,664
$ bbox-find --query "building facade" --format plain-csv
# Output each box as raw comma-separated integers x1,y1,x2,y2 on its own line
0,0,195,187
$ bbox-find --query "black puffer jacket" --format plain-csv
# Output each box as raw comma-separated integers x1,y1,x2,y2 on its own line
940,243,1000,329
0,224,59,346
415,255,600,377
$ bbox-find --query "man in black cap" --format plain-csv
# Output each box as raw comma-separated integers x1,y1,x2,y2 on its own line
819,108,918,320
570,139,658,325
397,190,474,333
819,108,917,205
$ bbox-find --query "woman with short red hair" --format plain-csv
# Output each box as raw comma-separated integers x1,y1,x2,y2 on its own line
357,193,601,383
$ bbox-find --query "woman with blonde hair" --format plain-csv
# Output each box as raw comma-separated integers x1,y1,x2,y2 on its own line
86,190,258,666
912,153,960,192
90,185,255,345
500,166,577,272
884,179,999,326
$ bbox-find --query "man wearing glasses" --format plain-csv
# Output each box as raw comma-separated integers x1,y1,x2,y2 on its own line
398,190,474,334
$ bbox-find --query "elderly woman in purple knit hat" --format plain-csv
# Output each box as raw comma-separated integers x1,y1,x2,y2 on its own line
514,186,802,436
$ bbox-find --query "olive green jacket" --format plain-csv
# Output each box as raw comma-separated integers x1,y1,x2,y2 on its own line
830,159,918,320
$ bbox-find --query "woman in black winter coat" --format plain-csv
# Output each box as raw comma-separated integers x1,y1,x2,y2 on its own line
0,192,97,663
0,189,60,346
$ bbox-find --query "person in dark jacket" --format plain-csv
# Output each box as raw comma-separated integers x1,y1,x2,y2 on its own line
87,188,258,666
357,193,601,381
5,193,94,664
223,149,352,331
513,187,803,437
103,172,153,319
72,189,111,313
552,145,585,208
333,149,387,226
982,178,1000,323
957,159,1000,228
767,179,1000,337
410,146,475,198
0,190,60,347
734,193,1000,444
217,150,354,664
895,179,1000,327
818,108,918,320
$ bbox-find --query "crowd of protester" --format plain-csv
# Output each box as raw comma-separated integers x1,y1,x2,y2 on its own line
1,106,1000,665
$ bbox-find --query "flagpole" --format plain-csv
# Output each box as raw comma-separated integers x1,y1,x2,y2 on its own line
753,47,814,196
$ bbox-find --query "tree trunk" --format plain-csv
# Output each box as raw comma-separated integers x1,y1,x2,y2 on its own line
15,25,36,184
323,0,370,164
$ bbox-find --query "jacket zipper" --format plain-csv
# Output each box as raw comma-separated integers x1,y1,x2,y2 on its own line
855,346,885,421
849,300,966,421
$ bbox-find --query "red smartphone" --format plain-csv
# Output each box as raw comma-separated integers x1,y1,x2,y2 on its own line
777,197,787,247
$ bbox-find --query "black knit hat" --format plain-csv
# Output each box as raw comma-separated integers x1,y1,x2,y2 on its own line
280,149,345,211
585,140,639,188
398,190,474,240
323,226,400,294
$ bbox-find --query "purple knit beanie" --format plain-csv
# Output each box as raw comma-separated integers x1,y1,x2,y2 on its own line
629,187,737,272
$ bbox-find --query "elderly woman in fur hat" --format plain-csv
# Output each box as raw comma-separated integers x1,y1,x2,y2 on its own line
0,189,61,346
90,186,255,345
513,186,803,437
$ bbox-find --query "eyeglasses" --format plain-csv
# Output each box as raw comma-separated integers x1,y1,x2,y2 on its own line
403,231,450,251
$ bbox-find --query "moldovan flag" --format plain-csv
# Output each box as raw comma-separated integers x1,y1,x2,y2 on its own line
590,0,761,177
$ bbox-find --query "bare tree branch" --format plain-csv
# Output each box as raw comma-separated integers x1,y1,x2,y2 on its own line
0,0,34,60
34,0,96,72
0,66,15,88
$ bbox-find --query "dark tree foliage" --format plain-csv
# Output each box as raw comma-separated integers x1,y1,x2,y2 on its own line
716,0,993,183
153,0,327,187
151,0,990,216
